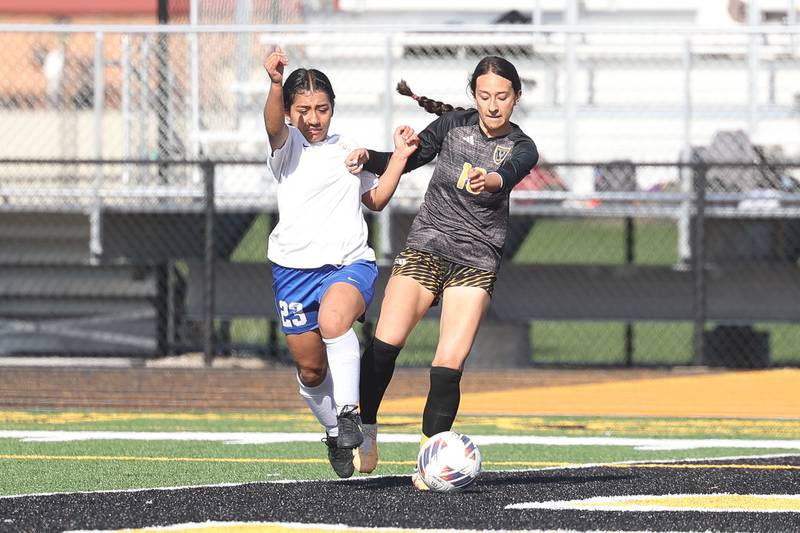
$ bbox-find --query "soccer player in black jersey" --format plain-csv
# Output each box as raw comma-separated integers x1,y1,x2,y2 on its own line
345,56,539,489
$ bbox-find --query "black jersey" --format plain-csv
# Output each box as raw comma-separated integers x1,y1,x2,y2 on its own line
365,109,538,273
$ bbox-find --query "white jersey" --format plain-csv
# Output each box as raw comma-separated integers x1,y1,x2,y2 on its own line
267,125,380,269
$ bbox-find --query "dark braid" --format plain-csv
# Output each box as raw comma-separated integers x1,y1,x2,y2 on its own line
396,79,465,116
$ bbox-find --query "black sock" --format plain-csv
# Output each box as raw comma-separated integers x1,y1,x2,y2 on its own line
359,337,401,425
422,366,462,438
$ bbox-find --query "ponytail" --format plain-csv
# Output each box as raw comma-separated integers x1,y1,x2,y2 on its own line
396,80,465,117
396,57,520,117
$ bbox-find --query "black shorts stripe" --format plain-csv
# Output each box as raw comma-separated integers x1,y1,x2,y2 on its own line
391,248,496,305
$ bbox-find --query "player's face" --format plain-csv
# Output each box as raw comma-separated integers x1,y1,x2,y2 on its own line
287,90,333,143
473,72,518,137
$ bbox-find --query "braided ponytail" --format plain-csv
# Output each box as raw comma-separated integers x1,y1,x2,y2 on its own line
396,79,465,116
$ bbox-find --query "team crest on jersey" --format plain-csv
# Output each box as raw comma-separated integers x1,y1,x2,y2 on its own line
493,145,512,165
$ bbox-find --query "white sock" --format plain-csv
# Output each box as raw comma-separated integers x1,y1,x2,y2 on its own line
297,370,338,437
323,328,361,413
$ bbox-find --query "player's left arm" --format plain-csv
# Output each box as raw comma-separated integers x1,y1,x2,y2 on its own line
470,139,539,194
347,112,453,176
361,126,419,211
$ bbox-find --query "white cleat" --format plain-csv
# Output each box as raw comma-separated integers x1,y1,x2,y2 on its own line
353,423,378,473
411,468,430,491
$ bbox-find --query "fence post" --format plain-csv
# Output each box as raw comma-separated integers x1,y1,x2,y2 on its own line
624,216,634,365
90,31,105,264
692,161,708,365
121,34,132,184
157,4,171,182
202,161,216,366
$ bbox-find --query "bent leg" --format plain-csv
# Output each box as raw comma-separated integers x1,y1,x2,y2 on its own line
287,330,337,435
360,275,435,422
356,275,435,474
318,281,366,411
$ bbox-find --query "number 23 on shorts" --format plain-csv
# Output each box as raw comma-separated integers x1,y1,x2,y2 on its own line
279,300,307,327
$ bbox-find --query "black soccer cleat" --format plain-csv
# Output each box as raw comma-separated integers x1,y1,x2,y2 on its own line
336,405,364,449
323,436,355,478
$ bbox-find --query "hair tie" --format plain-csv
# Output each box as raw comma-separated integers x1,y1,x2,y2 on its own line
396,79,419,101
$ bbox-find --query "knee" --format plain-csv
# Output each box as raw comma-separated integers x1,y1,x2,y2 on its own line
317,309,351,339
432,347,468,372
296,363,326,387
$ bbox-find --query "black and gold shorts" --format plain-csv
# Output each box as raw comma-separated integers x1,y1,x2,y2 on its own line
390,247,497,305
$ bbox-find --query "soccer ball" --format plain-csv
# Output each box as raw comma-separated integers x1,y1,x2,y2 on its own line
416,431,481,492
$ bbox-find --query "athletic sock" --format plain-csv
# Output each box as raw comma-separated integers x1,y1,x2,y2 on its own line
297,370,338,437
421,366,462,438
359,337,402,424
323,328,361,412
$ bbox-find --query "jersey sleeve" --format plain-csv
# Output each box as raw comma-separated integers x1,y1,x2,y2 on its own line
362,112,456,175
497,138,539,193
268,125,302,182
358,170,379,196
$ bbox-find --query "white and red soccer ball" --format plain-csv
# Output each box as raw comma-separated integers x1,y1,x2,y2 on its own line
416,431,482,492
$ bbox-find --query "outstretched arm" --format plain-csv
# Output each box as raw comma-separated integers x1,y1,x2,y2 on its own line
359,126,419,211
263,46,289,151
351,112,454,176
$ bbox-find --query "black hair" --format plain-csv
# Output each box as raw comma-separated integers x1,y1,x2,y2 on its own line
396,79,465,116
396,56,521,116
468,55,522,96
282,68,335,110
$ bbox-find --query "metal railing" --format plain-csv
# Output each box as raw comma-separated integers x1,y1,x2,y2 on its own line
1,24,799,164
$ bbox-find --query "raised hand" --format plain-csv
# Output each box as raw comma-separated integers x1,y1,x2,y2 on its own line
264,46,288,85
393,125,419,158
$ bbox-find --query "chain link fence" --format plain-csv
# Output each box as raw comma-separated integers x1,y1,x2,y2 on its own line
2,159,798,368
1,24,799,368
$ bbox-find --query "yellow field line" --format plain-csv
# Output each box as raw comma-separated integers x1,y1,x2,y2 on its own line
3,411,800,442
0,454,562,468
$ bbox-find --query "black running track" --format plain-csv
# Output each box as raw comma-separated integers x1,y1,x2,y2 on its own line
2,457,799,533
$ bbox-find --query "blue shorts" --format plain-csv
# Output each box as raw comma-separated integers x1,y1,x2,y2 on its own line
271,260,378,335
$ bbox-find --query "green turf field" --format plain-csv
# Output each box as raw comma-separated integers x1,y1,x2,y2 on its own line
232,217,681,266
2,410,799,496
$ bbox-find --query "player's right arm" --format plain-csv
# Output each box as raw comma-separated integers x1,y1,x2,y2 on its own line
263,47,289,152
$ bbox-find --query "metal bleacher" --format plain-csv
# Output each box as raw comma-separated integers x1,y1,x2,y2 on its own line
0,212,164,356
0,173,263,357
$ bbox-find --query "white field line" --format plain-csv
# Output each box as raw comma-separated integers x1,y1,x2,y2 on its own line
524,452,800,474
505,493,800,512
2,431,800,451
2,451,797,502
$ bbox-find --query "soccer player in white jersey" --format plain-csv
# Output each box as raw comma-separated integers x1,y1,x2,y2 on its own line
263,47,418,478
